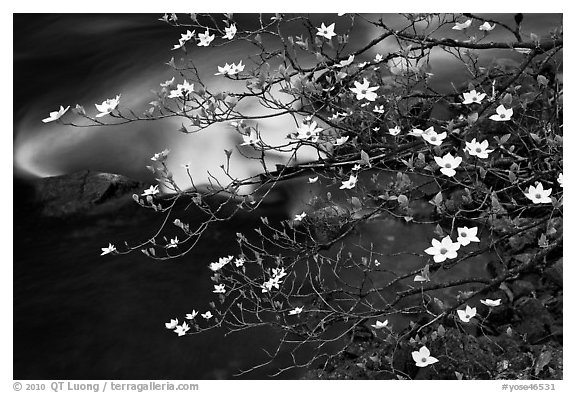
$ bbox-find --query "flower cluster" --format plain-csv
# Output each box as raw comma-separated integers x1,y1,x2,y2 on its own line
424,227,479,263
262,267,288,293
165,318,190,336
209,255,234,272
215,61,245,76
168,80,194,99
151,149,170,162
172,30,195,50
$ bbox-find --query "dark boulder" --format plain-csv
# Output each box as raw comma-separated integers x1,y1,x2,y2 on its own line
33,170,150,217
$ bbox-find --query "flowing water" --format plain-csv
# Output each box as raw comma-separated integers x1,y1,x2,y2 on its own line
13,13,561,379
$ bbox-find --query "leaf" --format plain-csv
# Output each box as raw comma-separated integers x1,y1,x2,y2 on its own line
479,166,487,179
397,194,409,206
350,196,362,211
437,324,446,337
165,57,176,69
502,93,513,106
537,75,549,87
433,297,447,312
535,350,552,375
414,264,430,282
360,150,371,167
538,233,549,248
467,112,479,125
74,104,86,115
491,192,506,214
433,224,445,237
431,191,443,206
455,371,463,380
401,158,414,170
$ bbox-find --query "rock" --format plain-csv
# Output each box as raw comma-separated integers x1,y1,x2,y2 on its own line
307,204,352,244
513,297,553,344
35,170,150,217
543,258,563,288
511,279,536,298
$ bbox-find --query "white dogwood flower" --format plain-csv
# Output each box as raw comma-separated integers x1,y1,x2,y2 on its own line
164,318,179,329
457,305,477,323
201,311,213,320
422,129,447,146
371,320,389,330
457,227,480,246
452,20,472,30
350,78,379,101
434,153,462,177
168,80,194,98
294,212,307,221
340,174,358,190
335,54,354,68
141,185,160,197
412,346,439,367
288,307,303,315
465,138,494,159
167,237,179,248
223,24,237,40
174,322,190,336
316,22,336,39
294,121,323,142
197,29,215,46
525,182,552,204
462,90,486,105
480,298,502,307
479,22,495,31
42,105,70,123
95,95,120,117
100,243,116,256
424,236,460,263
489,105,513,121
